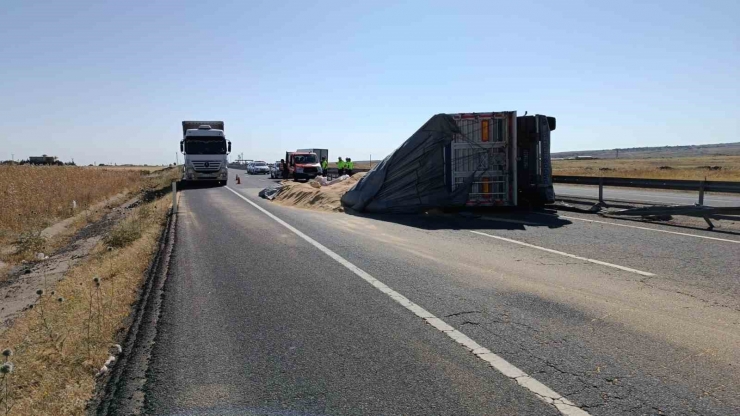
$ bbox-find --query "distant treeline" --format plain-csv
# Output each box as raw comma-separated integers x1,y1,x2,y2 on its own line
1,159,75,166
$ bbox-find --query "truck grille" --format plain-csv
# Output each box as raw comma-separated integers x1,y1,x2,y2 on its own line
192,161,222,172
303,167,318,174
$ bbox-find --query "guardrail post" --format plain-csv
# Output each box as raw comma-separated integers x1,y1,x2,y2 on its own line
698,179,705,206
598,177,604,203
172,181,177,214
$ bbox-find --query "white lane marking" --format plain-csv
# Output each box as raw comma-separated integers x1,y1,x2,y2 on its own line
469,230,655,277
224,187,590,416
555,215,740,244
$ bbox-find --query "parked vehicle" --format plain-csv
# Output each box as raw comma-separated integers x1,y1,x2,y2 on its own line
285,151,321,181
297,149,328,172
249,161,270,175
180,121,231,186
269,161,283,179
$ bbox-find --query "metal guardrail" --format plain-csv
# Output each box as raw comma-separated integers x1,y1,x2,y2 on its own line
553,175,740,205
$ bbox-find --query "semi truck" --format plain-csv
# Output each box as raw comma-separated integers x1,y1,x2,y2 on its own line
180,121,231,186
445,111,555,207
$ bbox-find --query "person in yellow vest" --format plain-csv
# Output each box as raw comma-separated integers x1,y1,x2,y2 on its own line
337,157,345,176
321,157,328,175
345,158,354,176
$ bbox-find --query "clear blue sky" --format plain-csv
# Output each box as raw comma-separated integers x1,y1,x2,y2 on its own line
1,1,738,165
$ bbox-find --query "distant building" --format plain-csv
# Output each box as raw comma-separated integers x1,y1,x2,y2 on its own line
29,155,61,165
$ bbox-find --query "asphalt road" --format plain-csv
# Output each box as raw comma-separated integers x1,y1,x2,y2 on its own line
555,184,740,206
143,172,740,415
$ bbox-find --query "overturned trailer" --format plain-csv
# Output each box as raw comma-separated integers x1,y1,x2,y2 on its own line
341,112,555,213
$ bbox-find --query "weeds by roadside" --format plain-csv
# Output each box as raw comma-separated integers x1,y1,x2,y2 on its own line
0,198,170,415
11,232,46,258
1,349,13,415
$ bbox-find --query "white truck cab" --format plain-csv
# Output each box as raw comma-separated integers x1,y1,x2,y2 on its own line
180,121,231,186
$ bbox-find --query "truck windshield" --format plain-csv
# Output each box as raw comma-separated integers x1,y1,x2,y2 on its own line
293,155,317,164
184,138,226,154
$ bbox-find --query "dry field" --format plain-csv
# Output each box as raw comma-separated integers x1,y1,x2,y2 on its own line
553,155,740,181
0,166,179,269
84,165,167,172
0,166,149,237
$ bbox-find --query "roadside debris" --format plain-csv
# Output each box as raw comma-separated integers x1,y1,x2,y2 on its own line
309,175,350,188
258,184,285,200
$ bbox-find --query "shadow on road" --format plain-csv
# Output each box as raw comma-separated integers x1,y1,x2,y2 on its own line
345,207,572,231
177,181,225,190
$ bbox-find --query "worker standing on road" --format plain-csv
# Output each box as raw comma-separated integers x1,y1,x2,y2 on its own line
346,158,354,176
337,157,345,176
281,158,289,179
321,157,328,176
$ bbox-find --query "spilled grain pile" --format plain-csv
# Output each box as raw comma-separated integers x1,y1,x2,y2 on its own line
272,173,366,212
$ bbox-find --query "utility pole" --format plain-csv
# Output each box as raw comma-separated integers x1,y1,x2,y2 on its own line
616,149,619,159
176,152,179,166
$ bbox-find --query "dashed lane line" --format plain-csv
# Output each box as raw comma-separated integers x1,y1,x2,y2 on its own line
469,230,655,277
225,186,590,416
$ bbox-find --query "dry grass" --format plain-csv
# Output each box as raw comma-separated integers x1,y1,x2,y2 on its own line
0,166,147,236
0,167,180,264
84,166,167,172
0,199,170,415
553,155,740,181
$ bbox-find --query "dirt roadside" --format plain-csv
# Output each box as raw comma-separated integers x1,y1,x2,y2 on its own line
0,195,143,335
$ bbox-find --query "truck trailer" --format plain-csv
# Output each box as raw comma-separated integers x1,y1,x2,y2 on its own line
341,111,556,213
180,121,231,186
445,111,555,207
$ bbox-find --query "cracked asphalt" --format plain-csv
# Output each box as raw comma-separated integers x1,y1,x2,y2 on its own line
143,173,740,415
